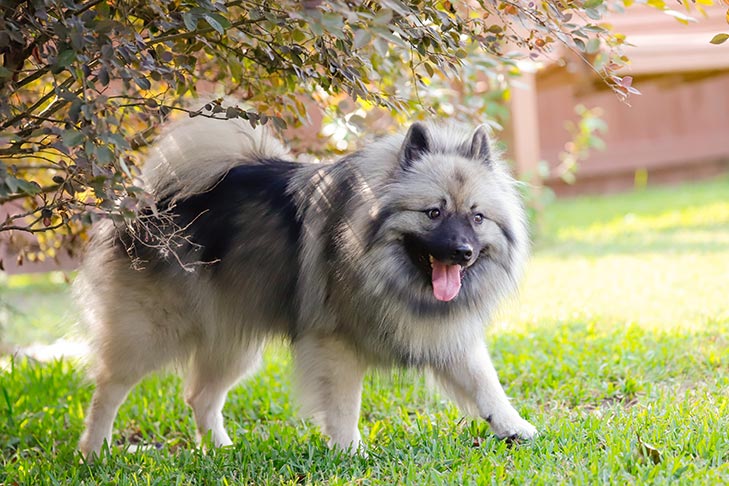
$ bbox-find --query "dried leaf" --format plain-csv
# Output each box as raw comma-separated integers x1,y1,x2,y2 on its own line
710,33,729,45
637,434,663,465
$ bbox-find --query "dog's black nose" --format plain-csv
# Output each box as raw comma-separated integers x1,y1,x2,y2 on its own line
451,244,473,265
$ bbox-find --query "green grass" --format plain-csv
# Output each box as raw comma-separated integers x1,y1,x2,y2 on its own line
0,272,77,347
2,176,728,484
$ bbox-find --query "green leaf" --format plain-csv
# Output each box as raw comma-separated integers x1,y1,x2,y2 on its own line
210,13,231,29
424,62,434,77
292,29,307,43
586,38,600,54
374,8,393,25
353,29,372,50
134,76,151,90
55,49,76,68
61,129,85,147
203,14,225,35
710,33,729,45
95,145,114,164
321,13,344,32
584,0,603,8
5,177,42,195
98,67,109,86
182,12,198,31
4,176,19,193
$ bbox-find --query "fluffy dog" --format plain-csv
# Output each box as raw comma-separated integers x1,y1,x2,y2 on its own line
77,113,537,457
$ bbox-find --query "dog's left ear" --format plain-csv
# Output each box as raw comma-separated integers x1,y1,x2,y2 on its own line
468,125,491,164
399,122,430,169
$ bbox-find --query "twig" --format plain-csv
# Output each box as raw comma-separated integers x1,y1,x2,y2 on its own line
0,184,61,204
1,77,75,130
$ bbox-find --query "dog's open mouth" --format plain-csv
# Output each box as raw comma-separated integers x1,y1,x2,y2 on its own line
403,235,467,302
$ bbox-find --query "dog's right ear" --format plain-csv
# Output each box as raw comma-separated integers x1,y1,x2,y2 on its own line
399,122,430,169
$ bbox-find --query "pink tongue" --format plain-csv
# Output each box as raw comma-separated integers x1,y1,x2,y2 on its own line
431,261,462,302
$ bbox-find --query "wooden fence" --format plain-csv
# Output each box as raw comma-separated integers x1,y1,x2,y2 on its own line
505,4,729,195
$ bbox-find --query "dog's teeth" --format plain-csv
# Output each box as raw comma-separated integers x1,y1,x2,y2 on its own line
429,255,434,265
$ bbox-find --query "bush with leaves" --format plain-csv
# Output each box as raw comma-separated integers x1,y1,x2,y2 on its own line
0,0,717,266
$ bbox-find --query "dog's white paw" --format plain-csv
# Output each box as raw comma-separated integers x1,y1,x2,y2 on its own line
328,437,366,456
488,409,537,441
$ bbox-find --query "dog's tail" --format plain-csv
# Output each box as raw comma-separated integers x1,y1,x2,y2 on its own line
142,108,289,201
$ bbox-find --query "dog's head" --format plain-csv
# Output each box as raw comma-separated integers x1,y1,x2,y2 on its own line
363,122,528,311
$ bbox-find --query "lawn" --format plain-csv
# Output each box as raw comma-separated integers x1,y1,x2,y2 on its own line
1,176,728,484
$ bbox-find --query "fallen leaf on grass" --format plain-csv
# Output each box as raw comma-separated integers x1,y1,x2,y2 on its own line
637,433,663,464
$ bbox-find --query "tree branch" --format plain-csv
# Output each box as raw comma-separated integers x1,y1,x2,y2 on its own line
1,77,75,130
147,18,259,46
0,220,68,234
0,184,61,204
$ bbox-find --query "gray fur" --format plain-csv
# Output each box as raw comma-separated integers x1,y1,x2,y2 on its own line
77,115,536,458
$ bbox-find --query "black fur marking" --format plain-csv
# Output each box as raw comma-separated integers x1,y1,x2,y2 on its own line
402,233,434,283
365,206,394,251
402,216,479,278
494,220,515,247
321,171,358,264
119,159,302,270
454,169,467,186
170,160,301,264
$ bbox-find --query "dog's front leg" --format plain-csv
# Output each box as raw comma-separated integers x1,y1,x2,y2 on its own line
433,342,537,440
293,334,367,452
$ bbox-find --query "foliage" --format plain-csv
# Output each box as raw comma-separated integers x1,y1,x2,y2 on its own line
553,104,608,185
0,0,718,264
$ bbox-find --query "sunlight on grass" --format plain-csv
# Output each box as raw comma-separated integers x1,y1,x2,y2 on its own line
501,251,729,331
555,201,729,243
495,176,729,332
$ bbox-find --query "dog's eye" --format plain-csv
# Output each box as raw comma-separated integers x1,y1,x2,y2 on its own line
473,213,484,225
425,208,441,219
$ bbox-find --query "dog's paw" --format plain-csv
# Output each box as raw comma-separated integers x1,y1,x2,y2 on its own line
328,437,366,456
488,410,537,441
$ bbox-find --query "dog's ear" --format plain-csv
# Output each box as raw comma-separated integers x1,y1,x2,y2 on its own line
399,122,430,169
468,125,491,164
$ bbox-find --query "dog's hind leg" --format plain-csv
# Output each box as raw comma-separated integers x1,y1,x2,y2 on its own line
79,378,136,459
184,339,264,447
79,324,176,459
293,334,367,452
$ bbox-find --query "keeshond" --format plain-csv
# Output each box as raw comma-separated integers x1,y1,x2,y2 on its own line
77,112,537,458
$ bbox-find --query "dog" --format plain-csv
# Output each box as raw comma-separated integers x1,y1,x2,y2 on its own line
76,111,537,457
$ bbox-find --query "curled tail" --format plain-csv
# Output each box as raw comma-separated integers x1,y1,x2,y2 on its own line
142,111,289,201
